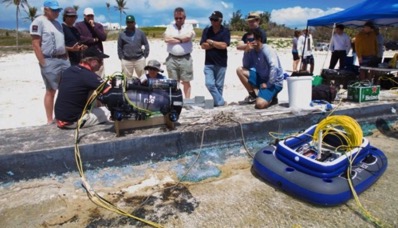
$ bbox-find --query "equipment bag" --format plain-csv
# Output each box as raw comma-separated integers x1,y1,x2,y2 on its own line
312,84,337,103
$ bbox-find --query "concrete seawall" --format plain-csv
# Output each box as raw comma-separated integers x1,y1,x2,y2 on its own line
1,102,398,182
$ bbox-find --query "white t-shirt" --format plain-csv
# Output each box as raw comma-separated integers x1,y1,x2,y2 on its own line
164,23,195,56
30,15,66,56
298,34,314,57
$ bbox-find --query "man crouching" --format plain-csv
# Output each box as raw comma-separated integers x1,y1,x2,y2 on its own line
55,46,111,129
236,30,284,109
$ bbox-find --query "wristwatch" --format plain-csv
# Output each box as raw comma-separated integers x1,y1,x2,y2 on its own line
210,40,214,46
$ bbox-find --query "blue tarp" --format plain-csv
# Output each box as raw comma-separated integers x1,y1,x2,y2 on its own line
307,0,398,27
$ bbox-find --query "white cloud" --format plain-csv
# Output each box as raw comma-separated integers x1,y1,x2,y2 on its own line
271,6,343,29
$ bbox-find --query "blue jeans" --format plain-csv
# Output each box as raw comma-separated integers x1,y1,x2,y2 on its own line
204,65,226,106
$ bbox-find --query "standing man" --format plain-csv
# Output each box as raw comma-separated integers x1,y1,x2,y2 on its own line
30,0,70,125
55,47,111,129
62,7,87,65
164,7,195,99
236,30,284,109
117,15,150,79
200,11,230,107
355,21,378,80
236,12,267,50
328,24,351,69
297,29,315,74
75,7,107,77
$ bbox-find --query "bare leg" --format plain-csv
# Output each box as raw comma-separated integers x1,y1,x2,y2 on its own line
310,63,314,74
44,89,56,124
182,81,191,99
236,66,254,92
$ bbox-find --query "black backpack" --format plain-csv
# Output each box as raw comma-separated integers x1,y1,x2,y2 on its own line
312,84,337,102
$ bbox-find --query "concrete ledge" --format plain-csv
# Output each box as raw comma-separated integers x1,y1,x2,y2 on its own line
1,102,398,182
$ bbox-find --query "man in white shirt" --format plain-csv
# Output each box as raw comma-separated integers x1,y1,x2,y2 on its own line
163,7,195,99
329,24,351,69
297,29,315,74
30,0,70,125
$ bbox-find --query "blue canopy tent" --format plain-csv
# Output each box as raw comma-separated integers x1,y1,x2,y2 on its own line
307,0,398,27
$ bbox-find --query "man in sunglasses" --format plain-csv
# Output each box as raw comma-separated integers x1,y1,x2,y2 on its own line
236,30,284,109
55,47,111,129
30,0,71,125
200,11,230,107
236,12,267,51
62,7,87,65
164,7,195,99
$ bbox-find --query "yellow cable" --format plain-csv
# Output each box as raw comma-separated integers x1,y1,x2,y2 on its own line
73,73,163,227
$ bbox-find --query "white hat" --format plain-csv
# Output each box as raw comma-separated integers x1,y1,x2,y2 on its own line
83,7,95,16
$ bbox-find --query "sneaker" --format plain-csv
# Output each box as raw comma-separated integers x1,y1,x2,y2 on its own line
243,95,257,104
270,96,278,106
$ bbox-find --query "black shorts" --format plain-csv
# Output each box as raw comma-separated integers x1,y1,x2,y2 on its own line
292,52,300,61
302,55,314,65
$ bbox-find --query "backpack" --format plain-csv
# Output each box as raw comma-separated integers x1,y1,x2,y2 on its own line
312,84,337,102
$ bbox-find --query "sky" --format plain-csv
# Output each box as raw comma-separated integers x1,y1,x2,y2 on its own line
0,0,366,30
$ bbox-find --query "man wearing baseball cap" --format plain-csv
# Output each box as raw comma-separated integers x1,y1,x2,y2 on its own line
117,14,150,79
30,0,70,125
55,46,111,129
62,7,87,65
75,7,107,77
200,10,230,107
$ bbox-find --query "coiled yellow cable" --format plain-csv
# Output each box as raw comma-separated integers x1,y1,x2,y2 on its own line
312,115,363,151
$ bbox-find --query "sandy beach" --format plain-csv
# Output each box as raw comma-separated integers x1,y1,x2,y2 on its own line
0,39,336,130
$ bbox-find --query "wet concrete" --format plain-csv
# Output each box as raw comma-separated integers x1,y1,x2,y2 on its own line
1,100,398,182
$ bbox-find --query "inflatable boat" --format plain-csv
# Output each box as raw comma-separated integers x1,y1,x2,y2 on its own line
252,124,388,206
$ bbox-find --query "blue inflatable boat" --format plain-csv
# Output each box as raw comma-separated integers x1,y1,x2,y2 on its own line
252,124,388,206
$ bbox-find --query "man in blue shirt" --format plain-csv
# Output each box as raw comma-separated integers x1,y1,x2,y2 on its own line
236,30,284,109
200,11,230,107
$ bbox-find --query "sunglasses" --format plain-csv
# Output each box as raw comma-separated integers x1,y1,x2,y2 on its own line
66,15,77,18
174,17,184,20
210,18,219,22
247,37,255,42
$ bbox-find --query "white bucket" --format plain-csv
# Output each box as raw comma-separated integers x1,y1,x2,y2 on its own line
287,76,313,110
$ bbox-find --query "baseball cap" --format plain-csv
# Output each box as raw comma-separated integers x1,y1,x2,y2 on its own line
246,12,260,21
63,7,77,16
83,7,95,16
43,0,62,10
144,60,164,72
209,11,223,20
83,46,109,59
126,15,135,22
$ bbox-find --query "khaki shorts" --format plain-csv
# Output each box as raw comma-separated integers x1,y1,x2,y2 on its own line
165,54,193,82
57,107,110,129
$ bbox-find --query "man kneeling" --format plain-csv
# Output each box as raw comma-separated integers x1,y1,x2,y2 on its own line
236,30,284,109
55,47,111,129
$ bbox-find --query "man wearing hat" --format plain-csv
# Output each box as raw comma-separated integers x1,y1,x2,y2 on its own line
138,60,167,85
200,11,230,107
62,7,87,65
75,7,107,77
117,15,150,79
355,21,378,80
30,0,70,125
55,47,111,129
236,12,267,51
